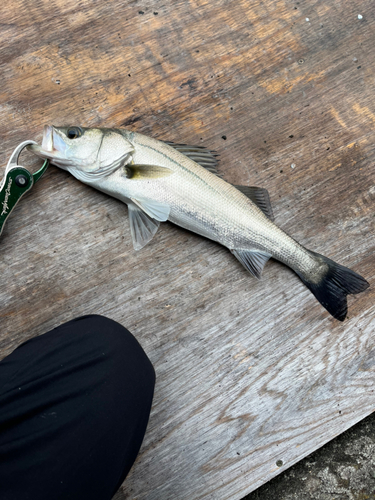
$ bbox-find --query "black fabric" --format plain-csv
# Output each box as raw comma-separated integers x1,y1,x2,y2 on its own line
0,315,155,500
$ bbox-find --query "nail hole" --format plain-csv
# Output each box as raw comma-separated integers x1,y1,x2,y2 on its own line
276,460,283,467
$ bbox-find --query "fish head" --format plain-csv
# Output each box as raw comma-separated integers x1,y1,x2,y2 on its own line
28,125,134,176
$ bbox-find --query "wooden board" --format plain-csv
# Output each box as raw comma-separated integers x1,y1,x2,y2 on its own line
0,0,374,499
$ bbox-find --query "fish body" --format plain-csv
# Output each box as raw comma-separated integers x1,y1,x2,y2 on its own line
97,133,315,274
28,125,369,320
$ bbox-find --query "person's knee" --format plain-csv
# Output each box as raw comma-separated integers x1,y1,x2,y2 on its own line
0,315,155,500
67,315,156,388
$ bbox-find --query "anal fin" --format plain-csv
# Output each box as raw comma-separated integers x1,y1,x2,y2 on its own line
231,248,271,279
234,186,274,221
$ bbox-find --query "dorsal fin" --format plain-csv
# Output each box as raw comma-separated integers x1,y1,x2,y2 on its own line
234,185,274,221
164,141,221,176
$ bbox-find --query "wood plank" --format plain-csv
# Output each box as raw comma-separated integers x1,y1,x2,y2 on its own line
0,0,374,499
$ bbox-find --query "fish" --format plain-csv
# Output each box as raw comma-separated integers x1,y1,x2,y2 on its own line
28,125,369,321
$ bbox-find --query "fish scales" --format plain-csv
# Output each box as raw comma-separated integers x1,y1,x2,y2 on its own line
128,132,317,272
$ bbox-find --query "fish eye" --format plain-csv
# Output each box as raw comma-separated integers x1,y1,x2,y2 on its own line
66,126,83,139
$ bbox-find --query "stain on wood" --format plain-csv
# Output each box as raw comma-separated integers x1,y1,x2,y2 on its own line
0,0,374,499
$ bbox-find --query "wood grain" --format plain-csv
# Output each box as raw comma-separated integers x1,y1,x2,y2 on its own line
0,0,374,499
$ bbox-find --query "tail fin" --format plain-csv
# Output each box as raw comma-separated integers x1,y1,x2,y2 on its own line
296,251,369,321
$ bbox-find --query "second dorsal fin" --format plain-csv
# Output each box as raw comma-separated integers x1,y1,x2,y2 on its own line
234,185,274,221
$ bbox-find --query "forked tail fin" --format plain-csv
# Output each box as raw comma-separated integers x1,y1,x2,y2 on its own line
296,251,369,321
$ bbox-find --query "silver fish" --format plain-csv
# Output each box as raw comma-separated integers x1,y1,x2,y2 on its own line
28,125,369,321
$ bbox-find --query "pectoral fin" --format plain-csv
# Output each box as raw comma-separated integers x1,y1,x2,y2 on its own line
231,249,271,279
131,197,170,222
234,186,274,221
125,164,173,179
128,203,160,251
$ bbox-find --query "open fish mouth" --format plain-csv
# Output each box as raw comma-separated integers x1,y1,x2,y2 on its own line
41,124,69,155
27,125,75,169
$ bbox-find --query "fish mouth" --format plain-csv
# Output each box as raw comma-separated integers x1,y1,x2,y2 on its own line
41,124,53,152
27,125,74,169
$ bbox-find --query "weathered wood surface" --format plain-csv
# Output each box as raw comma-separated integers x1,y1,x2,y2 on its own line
1,0,374,499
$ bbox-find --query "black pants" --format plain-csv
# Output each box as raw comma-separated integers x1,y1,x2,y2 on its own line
0,315,155,500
